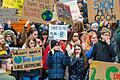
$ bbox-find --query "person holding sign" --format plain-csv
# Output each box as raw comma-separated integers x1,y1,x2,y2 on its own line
22,36,40,80
0,54,16,80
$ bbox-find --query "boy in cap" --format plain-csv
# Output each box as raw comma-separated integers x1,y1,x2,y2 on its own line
46,40,68,80
89,27,117,62
0,54,16,80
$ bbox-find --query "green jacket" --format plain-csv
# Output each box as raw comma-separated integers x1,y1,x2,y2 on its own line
0,73,16,80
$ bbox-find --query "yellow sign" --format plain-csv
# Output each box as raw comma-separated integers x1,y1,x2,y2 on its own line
2,0,24,16
89,61,120,80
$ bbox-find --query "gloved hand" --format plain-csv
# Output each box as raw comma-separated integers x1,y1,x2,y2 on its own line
49,51,52,56
64,50,68,56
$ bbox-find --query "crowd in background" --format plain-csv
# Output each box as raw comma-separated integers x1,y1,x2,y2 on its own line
0,0,120,80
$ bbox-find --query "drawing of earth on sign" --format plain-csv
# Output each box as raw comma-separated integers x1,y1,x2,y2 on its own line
42,10,53,21
14,56,22,64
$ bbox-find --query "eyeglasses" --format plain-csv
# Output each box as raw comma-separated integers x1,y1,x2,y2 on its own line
34,34,38,35
73,35,79,37
103,33,110,36
75,48,81,50
29,42,35,44
0,28,4,30
92,26,98,28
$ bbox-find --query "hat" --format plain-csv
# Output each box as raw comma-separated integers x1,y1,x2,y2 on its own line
0,54,12,59
51,40,59,49
91,23,98,28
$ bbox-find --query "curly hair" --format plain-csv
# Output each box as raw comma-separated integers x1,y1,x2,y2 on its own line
2,30,16,45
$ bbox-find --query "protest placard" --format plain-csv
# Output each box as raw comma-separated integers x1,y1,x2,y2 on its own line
0,8,19,23
11,47,42,71
49,25,68,40
114,0,120,20
55,2,73,24
2,0,24,16
89,61,120,80
22,0,54,24
87,0,120,23
59,0,76,3
65,0,81,21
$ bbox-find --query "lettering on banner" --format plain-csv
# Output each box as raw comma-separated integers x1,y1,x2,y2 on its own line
94,0,115,22
11,48,42,70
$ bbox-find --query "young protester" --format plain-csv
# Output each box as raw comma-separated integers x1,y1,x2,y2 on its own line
66,31,81,56
0,24,4,34
68,45,88,80
90,27,117,62
0,34,9,54
46,40,68,80
0,54,16,80
22,36,41,80
3,30,16,47
85,30,98,59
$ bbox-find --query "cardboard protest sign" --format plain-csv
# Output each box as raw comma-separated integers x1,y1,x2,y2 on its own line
65,0,81,21
2,0,24,16
49,25,68,40
87,0,120,23
22,0,54,24
55,2,73,24
89,61,120,80
0,8,19,23
11,47,42,71
114,0,120,20
59,0,76,3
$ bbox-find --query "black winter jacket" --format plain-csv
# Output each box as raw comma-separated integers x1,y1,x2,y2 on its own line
91,40,116,62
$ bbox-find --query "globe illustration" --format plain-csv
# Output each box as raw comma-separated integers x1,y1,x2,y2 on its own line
42,10,53,21
14,56,22,64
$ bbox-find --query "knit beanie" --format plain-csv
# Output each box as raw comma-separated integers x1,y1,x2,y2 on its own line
51,40,59,49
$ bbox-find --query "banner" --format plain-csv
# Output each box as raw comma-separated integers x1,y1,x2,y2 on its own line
59,0,76,3
114,0,120,20
55,2,73,24
87,0,120,23
11,47,42,71
0,8,19,23
22,0,54,24
2,0,24,16
49,25,68,40
65,0,81,21
89,61,120,80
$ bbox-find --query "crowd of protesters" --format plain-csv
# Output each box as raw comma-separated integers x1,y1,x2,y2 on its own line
0,0,120,80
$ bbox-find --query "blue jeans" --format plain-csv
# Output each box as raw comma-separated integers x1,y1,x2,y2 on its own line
23,75,39,80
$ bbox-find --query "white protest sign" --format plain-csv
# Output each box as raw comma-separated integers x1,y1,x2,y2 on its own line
59,0,76,3
65,0,81,20
49,25,68,40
